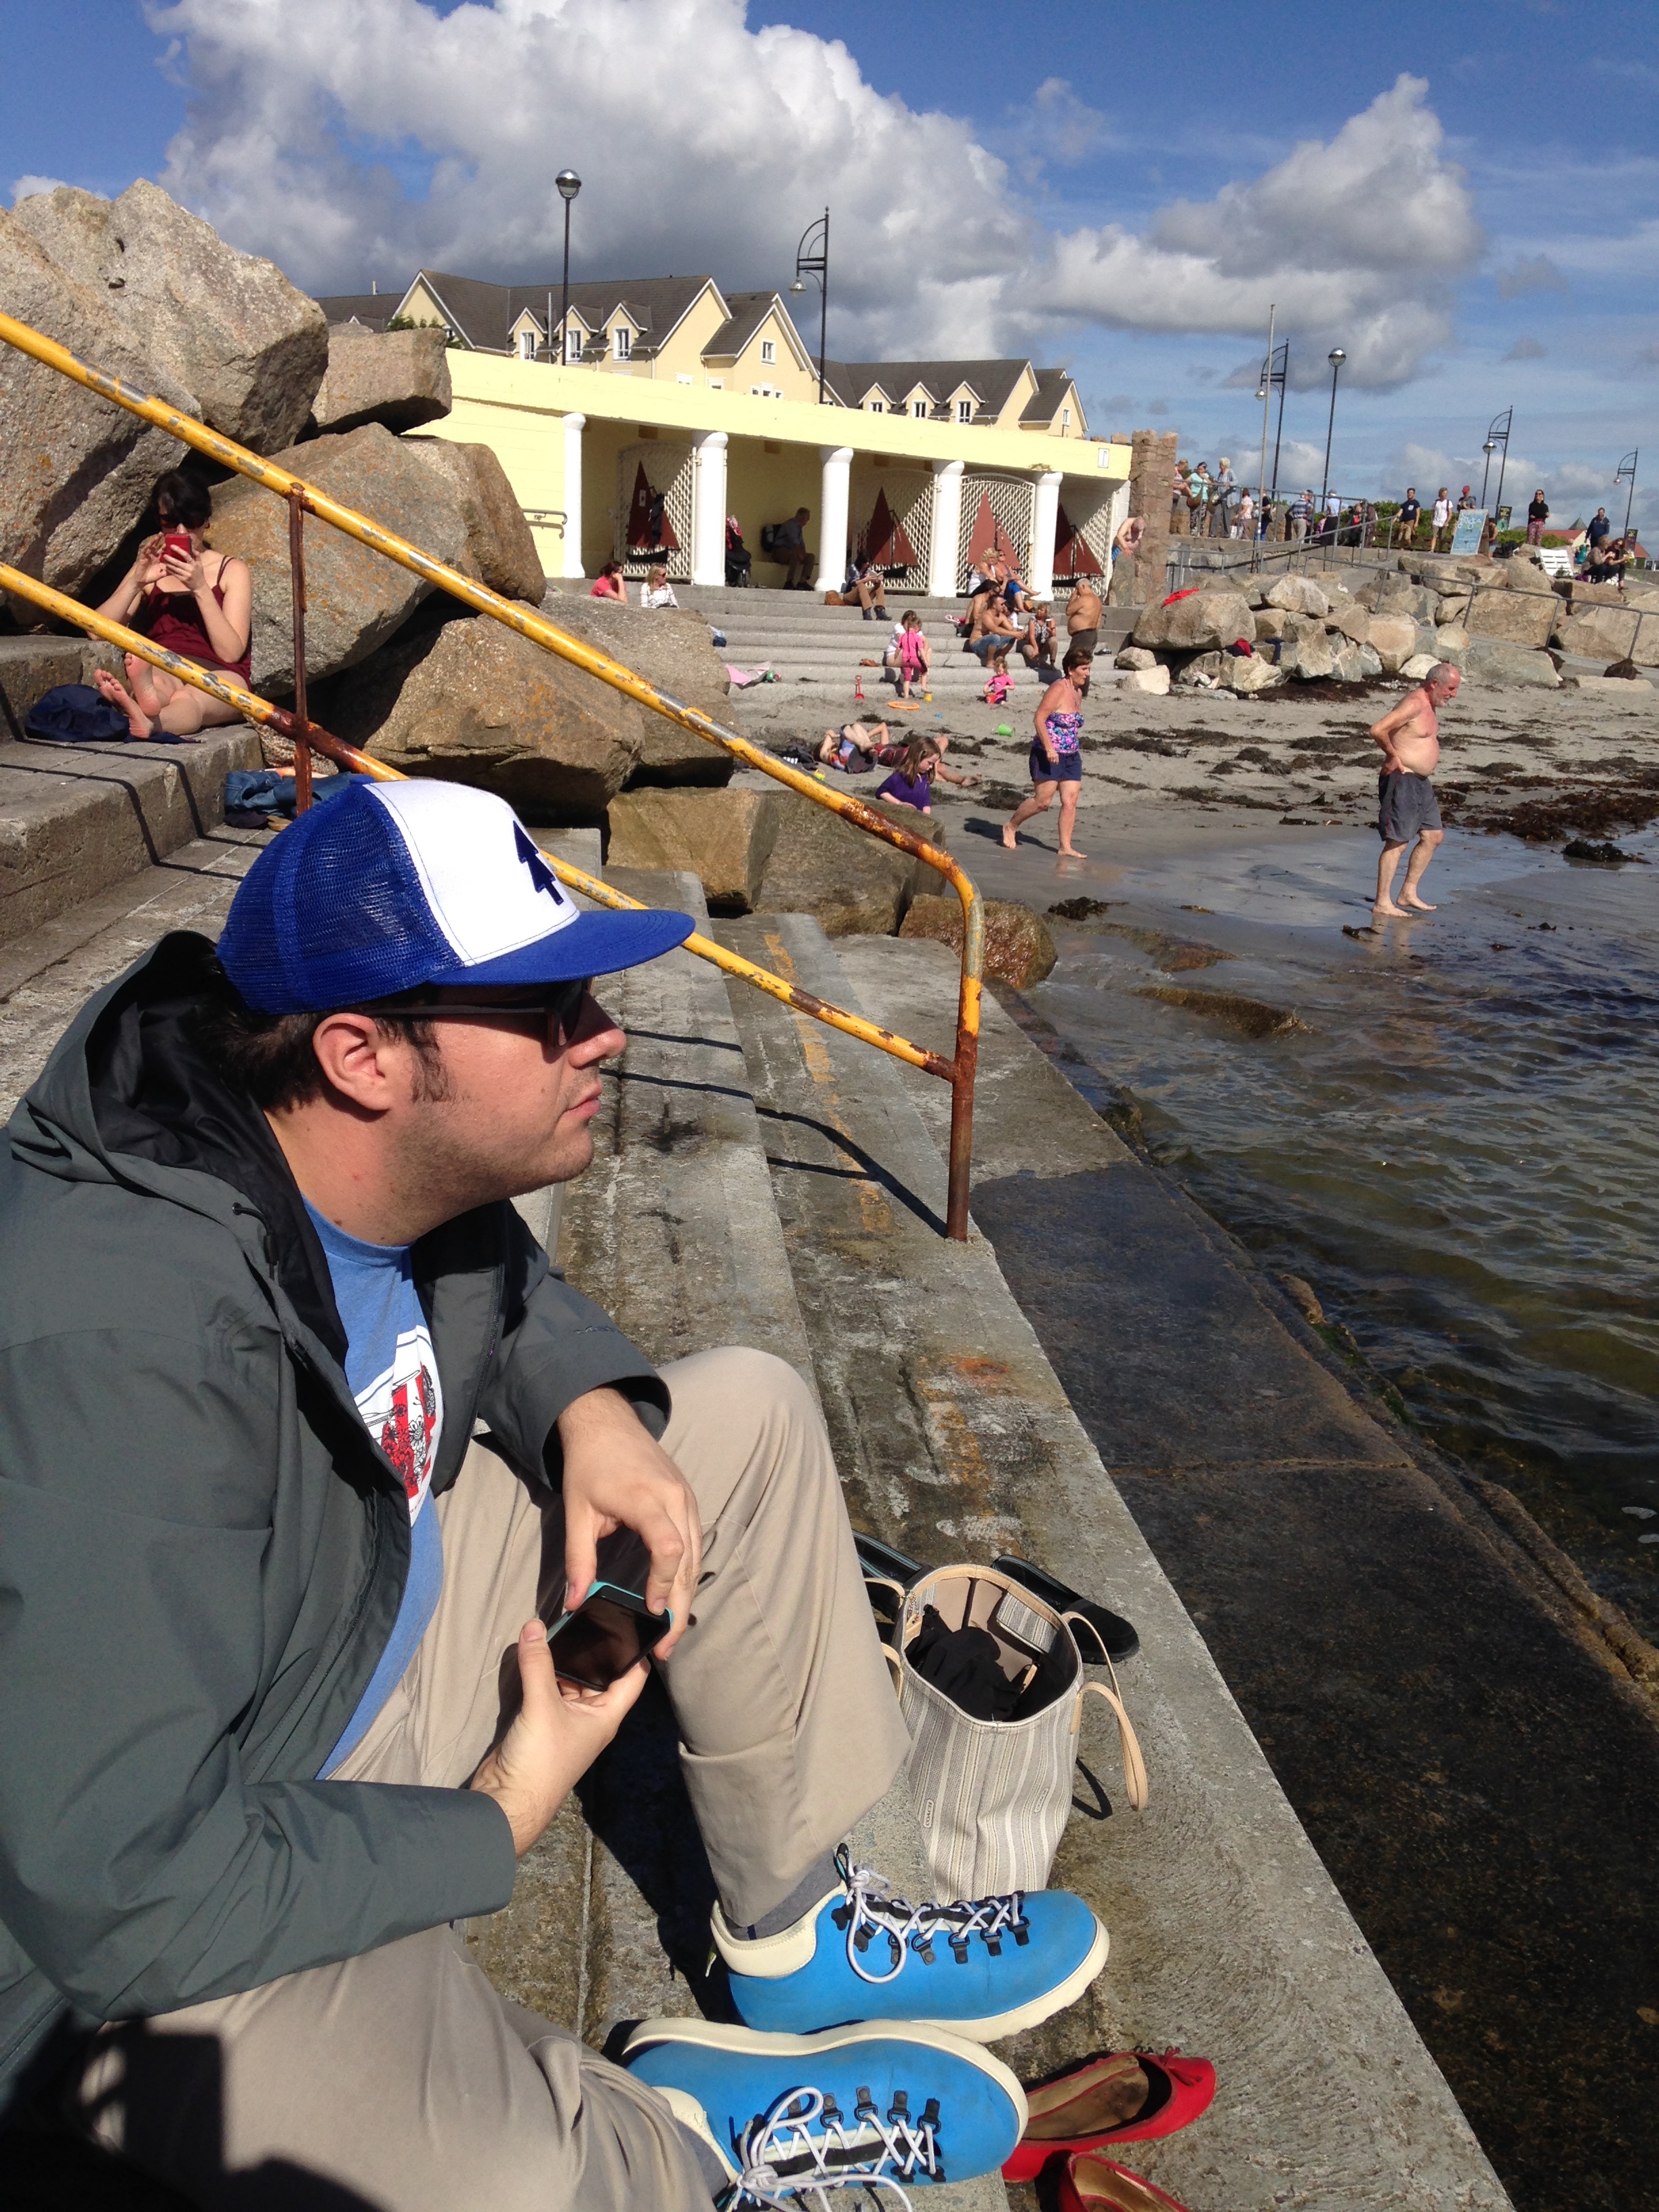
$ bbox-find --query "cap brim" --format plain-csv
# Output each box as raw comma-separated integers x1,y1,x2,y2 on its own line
446,906,695,987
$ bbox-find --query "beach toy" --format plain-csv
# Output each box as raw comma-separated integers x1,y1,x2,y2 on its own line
996,723,1015,736
853,672,865,701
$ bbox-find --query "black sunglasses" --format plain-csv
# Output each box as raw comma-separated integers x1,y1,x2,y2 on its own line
360,977,593,1046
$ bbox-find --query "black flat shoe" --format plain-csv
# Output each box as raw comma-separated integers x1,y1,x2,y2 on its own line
993,1556,1140,1664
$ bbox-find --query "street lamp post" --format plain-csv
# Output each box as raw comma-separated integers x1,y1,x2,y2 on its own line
1320,348,1345,528
1483,409,1513,527
1479,439,1497,510
1616,449,1639,538
556,169,581,365
788,208,830,405
1254,303,1276,535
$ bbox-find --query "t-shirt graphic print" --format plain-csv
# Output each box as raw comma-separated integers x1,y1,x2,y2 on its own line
358,1329,442,1522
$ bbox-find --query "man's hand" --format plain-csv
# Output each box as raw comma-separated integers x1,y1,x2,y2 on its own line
470,1620,646,1856
556,1386,702,1656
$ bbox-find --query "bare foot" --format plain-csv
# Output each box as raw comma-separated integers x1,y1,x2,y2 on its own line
1059,845,1088,859
93,668,155,738
1372,899,1410,918
1399,893,1437,912
123,653,162,720
1001,822,1020,850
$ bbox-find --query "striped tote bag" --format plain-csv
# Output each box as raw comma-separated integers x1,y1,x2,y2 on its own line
888,1562,1147,1902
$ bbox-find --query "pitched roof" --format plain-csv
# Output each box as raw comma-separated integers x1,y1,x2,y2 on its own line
704,289,800,363
314,292,397,331
824,358,1036,418
1020,369,1084,431
393,272,718,353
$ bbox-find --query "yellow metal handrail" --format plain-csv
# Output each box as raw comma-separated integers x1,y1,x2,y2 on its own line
0,307,983,1234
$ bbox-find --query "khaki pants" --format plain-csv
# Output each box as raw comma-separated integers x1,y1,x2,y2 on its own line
74,1347,911,2212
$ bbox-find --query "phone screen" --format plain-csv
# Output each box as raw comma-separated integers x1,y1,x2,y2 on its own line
548,1594,651,1692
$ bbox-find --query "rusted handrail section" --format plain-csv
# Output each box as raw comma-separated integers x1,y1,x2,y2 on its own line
0,306,982,1238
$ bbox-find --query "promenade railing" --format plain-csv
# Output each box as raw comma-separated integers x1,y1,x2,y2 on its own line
0,307,985,1237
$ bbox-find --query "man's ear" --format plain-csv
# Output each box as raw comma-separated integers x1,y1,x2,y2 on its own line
309,1012,406,1113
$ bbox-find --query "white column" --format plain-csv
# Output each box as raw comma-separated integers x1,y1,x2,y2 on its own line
928,459,966,598
814,445,855,596
1029,470,1064,600
690,431,729,588
560,412,586,579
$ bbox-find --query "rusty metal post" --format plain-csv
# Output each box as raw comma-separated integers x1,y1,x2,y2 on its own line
287,487,313,813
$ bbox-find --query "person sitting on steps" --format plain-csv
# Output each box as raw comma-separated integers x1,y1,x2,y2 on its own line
842,552,888,620
94,468,252,741
772,507,813,589
0,780,1107,2208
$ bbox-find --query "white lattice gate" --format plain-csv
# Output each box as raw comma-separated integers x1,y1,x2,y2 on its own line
958,472,1036,592
1052,478,1122,584
851,468,933,594
615,441,693,579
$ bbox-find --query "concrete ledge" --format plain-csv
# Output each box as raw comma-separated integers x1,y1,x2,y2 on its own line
0,724,261,946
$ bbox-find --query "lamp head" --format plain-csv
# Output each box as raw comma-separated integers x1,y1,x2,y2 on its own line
1328,348,1346,367
790,279,806,295
1483,441,1496,457
1255,385,1267,401
556,169,581,202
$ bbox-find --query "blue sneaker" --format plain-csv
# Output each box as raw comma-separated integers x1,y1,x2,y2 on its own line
623,2017,1026,2198
714,1853,1107,2042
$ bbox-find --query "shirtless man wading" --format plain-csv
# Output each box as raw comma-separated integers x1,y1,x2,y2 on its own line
1370,661,1458,917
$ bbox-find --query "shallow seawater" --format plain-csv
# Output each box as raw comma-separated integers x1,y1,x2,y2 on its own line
952,808,1659,1638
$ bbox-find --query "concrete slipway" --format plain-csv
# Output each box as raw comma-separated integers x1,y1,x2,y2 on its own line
0,732,1525,2209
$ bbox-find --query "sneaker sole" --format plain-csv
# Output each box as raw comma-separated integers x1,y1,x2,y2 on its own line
621,2016,1029,2128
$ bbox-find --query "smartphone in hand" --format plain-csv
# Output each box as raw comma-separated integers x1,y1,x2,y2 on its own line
547,1528,672,1692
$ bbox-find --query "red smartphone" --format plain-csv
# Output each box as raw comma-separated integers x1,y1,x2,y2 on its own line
161,529,192,562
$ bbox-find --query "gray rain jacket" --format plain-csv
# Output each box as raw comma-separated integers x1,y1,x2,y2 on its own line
0,933,668,2118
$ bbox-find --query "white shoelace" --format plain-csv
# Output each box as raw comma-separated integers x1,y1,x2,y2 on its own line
734,2083,939,2210
837,1861,1027,1987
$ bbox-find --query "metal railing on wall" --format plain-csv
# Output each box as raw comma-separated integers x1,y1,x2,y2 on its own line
0,308,985,1239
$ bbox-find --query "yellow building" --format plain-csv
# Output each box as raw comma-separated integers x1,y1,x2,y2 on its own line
315,276,1128,596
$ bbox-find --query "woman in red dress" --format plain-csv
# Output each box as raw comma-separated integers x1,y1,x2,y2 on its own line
94,470,253,739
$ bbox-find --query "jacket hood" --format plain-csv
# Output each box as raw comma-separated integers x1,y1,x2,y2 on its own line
9,931,346,1360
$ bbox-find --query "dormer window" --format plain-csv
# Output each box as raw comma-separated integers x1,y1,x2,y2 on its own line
1061,406,1071,429
613,327,632,359
760,338,776,365
868,398,884,413
518,329,537,361
912,399,927,419
565,324,581,363
956,398,972,423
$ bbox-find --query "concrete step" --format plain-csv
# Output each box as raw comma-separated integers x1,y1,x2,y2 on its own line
714,915,1511,2212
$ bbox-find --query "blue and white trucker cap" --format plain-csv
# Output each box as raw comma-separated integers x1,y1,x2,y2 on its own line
218,779,693,1014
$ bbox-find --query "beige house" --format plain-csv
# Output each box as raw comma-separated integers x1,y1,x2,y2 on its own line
823,360,1088,438
322,272,823,401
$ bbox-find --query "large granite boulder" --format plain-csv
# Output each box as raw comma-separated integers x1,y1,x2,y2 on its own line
1367,614,1419,675
313,327,452,435
1279,624,1337,681
1133,590,1255,652
607,787,780,912
12,180,326,453
1229,652,1286,695
1328,603,1372,645
1364,573,1439,623
1462,638,1561,688
1122,663,1170,695
0,209,200,613
316,605,644,815
1501,558,1561,598
207,423,470,693
1555,606,1643,664
1330,638,1368,684
901,893,1056,986
754,792,949,937
1262,575,1329,617
540,590,733,787
405,437,544,601
1464,588,1556,649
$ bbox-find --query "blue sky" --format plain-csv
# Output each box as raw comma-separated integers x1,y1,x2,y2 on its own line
3,0,1656,519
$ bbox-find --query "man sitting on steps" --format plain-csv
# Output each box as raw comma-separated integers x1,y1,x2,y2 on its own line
0,780,1106,2210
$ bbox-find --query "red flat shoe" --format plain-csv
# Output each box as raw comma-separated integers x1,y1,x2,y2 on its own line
1058,2151,1197,2212
1001,2048,1216,2179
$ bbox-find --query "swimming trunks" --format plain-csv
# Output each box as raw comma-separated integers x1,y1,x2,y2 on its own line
1378,769,1441,842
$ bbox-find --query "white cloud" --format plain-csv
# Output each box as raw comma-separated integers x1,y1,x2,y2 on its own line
1504,334,1547,359
1495,253,1567,298
11,175,68,205
1031,78,1107,167
142,8,1479,385
1391,441,1614,515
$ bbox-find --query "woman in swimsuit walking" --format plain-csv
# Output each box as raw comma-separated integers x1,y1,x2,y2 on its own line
1002,644,1090,859
94,470,253,740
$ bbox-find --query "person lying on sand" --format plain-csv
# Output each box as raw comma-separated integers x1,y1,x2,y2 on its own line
1370,662,1458,917
817,719,890,772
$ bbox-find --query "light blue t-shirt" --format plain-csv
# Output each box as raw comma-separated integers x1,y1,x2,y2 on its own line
308,1205,445,1778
